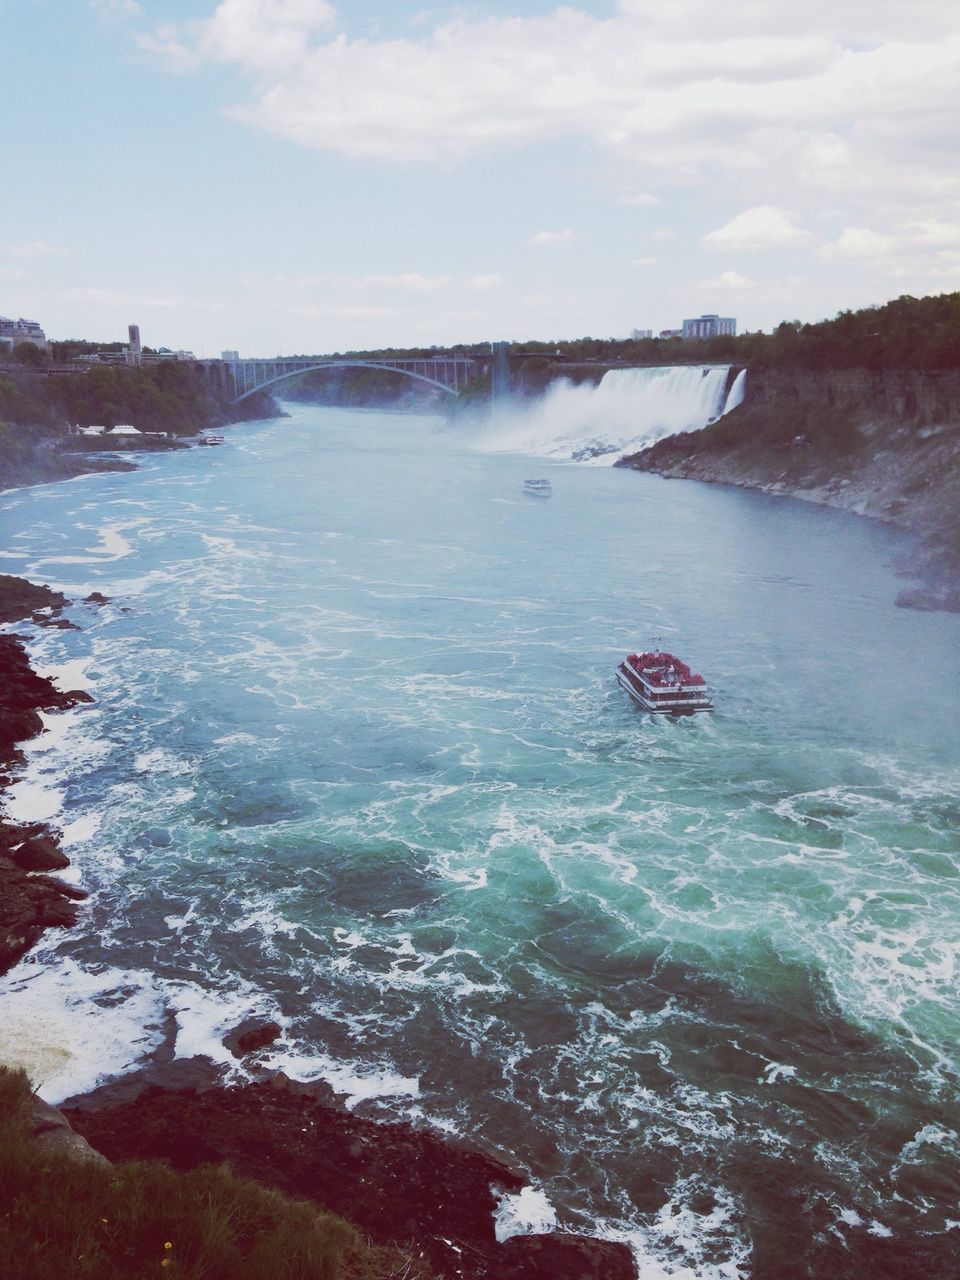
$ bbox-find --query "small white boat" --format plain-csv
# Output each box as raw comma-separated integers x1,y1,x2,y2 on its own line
523,478,551,497
617,649,713,715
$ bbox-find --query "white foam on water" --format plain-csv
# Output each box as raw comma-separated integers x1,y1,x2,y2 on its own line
268,1047,420,1110
34,655,94,691
30,522,139,567
494,1185,559,1241
60,811,103,847
0,958,166,1102
163,978,276,1071
760,1061,798,1084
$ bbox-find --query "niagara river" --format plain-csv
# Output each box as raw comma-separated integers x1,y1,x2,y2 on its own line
1,401,959,1279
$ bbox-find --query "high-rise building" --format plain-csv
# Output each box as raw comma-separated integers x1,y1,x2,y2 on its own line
0,316,49,351
221,350,240,362
125,323,142,366
631,329,653,340
681,314,737,339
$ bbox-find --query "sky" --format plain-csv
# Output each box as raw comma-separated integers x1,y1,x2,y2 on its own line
3,0,960,356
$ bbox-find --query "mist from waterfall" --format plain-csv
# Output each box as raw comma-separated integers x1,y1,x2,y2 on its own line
477,365,745,464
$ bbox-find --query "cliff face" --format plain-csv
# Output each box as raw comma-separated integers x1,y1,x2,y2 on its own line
620,368,960,611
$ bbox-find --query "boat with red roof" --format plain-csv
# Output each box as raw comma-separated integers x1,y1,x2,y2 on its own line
616,649,713,715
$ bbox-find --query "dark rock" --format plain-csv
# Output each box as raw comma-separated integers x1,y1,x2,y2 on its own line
85,592,111,605
0,620,88,972
32,614,80,630
30,1098,109,1166
0,574,69,625
63,689,95,705
223,1019,283,1057
10,835,70,872
0,634,93,758
36,876,88,902
37,897,79,927
66,1080,527,1279
0,852,81,973
498,1232,637,1279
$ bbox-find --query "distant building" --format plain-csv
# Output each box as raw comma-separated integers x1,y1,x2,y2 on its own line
630,329,653,340
221,349,239,362
0,315,50,351
659,328,683,339
126,324,142,367
681,314,737,339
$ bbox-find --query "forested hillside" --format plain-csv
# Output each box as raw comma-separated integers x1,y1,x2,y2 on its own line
0,359,276,487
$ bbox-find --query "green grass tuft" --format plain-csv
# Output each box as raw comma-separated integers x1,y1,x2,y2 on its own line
0,1067,434,1280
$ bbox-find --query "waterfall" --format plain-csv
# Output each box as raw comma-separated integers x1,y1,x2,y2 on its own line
478,365,746,465
723,368,747,414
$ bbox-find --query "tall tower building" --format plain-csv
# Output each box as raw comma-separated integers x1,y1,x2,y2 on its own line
126,323,142,366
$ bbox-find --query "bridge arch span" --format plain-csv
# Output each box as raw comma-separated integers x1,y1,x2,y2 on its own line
229,360,465,403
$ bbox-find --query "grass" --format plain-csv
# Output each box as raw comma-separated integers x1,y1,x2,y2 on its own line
0,1068,435,1280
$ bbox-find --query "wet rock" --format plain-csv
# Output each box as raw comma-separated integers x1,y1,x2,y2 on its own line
85,591,111,606
31,1098,109,1167
64,688,95,705
32,614,80,630
0,574,69,625
0,852,82,973
497,1232,637,1279
10,834,70,872
66,1079,527,1279
223,1019,283,1057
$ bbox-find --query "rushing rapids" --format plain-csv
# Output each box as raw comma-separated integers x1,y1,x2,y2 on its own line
1,402,958,1279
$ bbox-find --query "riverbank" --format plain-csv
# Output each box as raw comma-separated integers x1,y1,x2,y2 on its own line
0,575,95,971
618,367,960,612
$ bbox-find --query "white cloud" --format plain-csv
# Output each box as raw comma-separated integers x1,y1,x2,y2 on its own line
467,274,503,291
199,0,337,75
137,25,201,73
63,288,179,308
136,1,960,194
631,257,656,267
703,206,811,252
134,1,960,307
829,227,897,258
903,220,960,247
528,228,575,248
8,241,66,258
698,270,754,290
91,0,141,15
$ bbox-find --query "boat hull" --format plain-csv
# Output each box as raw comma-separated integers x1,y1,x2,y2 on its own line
616,662,712,715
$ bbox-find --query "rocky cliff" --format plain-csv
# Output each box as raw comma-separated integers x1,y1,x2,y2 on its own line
619,368,960,611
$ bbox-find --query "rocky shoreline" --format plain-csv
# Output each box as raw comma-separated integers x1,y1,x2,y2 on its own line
0,575,95,972
63,1068,633,1279
618,367,960,613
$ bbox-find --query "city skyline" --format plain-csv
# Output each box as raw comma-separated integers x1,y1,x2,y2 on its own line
3,1,959,356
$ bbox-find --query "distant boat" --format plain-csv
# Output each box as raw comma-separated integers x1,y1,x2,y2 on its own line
202,435,225,446
616,649,713,715
523,478,551,497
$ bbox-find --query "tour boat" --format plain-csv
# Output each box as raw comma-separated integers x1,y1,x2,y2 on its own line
523,478,552,496
616,649,713,715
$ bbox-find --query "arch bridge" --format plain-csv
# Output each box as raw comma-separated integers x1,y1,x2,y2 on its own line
200,356,481,403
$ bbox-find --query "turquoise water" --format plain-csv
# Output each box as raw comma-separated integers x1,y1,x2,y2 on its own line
2,405,959,1277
